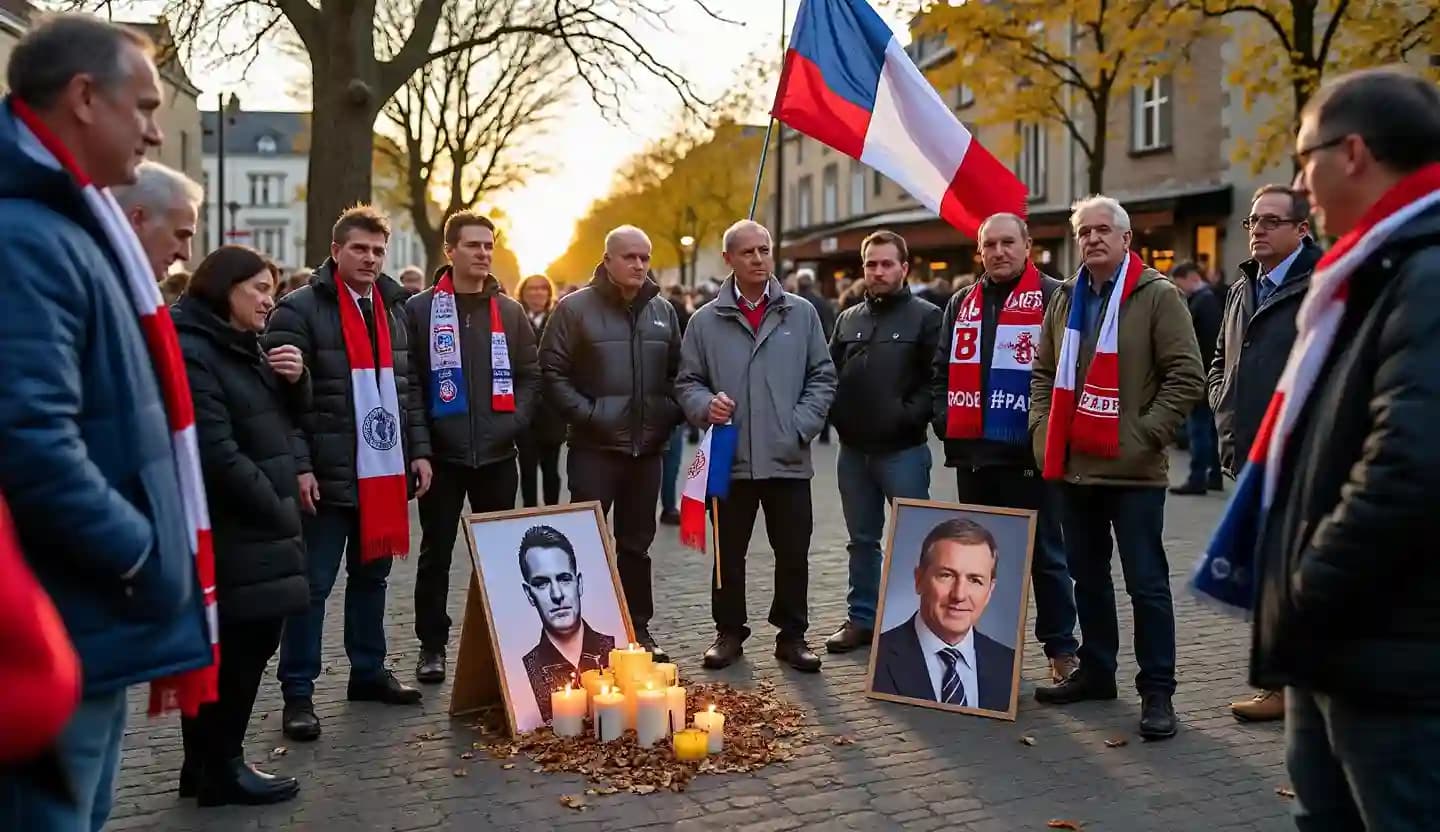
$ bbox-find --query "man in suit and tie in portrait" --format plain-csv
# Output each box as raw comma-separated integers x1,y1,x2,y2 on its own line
873,518,1016,711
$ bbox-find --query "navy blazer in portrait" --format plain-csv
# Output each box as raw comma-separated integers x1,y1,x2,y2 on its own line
872,614,1016,711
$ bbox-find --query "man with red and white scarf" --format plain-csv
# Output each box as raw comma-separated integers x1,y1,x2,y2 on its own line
1198,67,1440,828
0,16,215,829
1029,195,1203,741
267,206,433,742
929,214,1078,684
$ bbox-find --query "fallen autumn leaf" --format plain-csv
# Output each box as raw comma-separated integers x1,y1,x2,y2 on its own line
1276,787,1296,799
1103,738,1128,748
1020,736,1037,746
1047,821,1083,830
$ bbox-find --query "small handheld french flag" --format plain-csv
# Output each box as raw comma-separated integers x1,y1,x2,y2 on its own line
679,424,738,552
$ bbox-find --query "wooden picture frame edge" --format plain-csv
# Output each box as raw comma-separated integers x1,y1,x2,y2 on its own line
458,500,637,737
863,497,1039,723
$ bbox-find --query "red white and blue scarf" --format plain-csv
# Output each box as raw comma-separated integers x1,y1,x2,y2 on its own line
946,262,1045,445
1042,252,1144,479
11,97,218,717
427,269,514,417
1193,163,1440,615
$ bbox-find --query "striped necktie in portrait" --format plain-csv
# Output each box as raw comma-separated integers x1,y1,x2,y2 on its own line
938,647,967,706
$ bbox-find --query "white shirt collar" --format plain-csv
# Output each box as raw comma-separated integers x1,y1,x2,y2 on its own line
734,278,771,310
344,280,373,301
914,614,976,661
1262,244,1305,286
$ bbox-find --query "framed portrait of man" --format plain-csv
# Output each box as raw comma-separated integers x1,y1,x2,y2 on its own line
461,502,634,734
865,499,1037,721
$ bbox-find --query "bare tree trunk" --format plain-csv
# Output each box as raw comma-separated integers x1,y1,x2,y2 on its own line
1086,93,1110,196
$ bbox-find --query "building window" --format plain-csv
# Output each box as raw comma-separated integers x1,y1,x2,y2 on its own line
795,136,804,165
1016,122,1046,200
1132,76,1173,153
180,131,191,171
850,161,866,216
252,225,288,262
248,173,285,207
956,85,975,109
821,164,839,224
797,175,814,229
256,135,277,154
873,170,883,197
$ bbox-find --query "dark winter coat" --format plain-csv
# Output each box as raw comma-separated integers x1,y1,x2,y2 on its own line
522,309,569,446
0,101,209,696
829,288,942,453
264,259,430,506
931,270,1063,470
406,272,541,468
1251,203,1440,707
1208,239,1322,474
540,268,683,456
172,295,308,620
1184,285,1223,370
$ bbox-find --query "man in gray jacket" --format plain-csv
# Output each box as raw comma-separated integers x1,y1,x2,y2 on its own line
676,220,837,672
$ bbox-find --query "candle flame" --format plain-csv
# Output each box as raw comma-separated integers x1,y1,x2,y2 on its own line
600,685,609,695
629,642,637,650
564,682,572,693
645,680,653,691
707,704,716,714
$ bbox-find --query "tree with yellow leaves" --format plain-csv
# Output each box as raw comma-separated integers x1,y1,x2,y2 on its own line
915,0,1208,195
1190,0,1438,172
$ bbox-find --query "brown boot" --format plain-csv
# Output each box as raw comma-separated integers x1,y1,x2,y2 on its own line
1049,653,1080,684
1230,689,1285,722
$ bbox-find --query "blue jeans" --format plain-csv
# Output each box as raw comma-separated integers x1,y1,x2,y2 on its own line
837,443,932,628
955,466,1078,658
1185,403,1220,485
0,689,126,832
279,505,393,700
1059,485,1175,694
660,424,686,513
1287,686,1440,830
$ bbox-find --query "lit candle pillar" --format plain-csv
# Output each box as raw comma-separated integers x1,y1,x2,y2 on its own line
593,686,625,743
673,727,708,761
692,704,725,754
579,669,614,719
664,682,686,735
550,684,586,738
653,662,678,687
634,682,668,748
608,643,653,691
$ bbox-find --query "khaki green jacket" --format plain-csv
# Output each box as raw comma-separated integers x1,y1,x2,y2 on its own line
1029,267,1204,486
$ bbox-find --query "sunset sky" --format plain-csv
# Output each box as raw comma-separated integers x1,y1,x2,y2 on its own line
109,1,907,272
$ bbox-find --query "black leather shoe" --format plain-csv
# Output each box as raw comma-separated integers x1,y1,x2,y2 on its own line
1034,669,1118,705
775,639,822,672
348,670,423,705
1139,693,1179,740
702,633,744,669
197,758,300,807
659,509,681,526
824,621,874,654
1208,474,1225,492
416,649,446,684
282,699,321,742
178,760,198,798
635,629,670,663
1169,481,1208,496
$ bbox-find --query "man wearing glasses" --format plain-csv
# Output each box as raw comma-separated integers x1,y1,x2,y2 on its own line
1208,185,1322,724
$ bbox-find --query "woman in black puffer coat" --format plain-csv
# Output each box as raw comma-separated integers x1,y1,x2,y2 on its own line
172,246,309,808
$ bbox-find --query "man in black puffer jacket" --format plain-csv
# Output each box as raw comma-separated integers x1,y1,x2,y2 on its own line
540,225,681,662
407,212,540,683
824,230,942,654
265,206,432,742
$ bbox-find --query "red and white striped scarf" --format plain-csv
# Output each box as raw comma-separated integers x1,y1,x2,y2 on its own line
11,98,218,717
1042,251,1144,480
337,281,411,562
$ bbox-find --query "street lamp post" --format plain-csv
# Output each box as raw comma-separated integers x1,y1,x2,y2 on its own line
214,93,241,247
680,234,696,287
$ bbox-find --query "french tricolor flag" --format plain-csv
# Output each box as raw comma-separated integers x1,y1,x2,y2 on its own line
679,424,738,552
774,0,1027,238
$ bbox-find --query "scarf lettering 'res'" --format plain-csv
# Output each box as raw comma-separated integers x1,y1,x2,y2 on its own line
1193,162,1440,616
1041,251,1145,480
10,97,218,718
337,280,410,563
427,270,514,416
946,262,1045,444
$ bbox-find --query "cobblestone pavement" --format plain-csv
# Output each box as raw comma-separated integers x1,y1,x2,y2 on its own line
110,440,1291,831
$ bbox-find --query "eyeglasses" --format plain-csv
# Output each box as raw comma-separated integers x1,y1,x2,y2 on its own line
1294,135,1346,166
1241,215,1303,231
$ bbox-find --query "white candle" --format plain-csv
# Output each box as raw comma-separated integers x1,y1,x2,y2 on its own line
550,684,586,738
664,684,686,735
608,643,653,691
693,704,725,754
634,682,668,748
593,685,625,743
653,662,678,687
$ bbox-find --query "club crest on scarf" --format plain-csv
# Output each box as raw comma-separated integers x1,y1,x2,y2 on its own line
945,262,1045,444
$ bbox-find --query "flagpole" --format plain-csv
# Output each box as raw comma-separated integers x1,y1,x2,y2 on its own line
746,0,788,222
710,497,722,590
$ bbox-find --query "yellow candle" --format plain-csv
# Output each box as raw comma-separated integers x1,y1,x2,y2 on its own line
608,642,653,690
692,704,725,754
550,683,586,738
653,662,678,687
673,727,709,761
593,685,625,743
664,684,686,734
634,681,668,748
579,669,614,718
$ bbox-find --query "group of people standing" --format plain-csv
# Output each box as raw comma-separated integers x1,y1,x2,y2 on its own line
3,12,1440,832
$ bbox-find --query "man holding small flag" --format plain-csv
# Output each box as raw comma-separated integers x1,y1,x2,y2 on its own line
1196,68,1440,826
1029,196,1203,741
676,220,836,672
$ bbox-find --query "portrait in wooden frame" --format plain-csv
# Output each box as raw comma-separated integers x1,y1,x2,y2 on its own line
452,502,635,735
864,498,1037,722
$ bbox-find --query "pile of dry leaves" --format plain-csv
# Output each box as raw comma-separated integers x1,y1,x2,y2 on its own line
479,681,806,796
